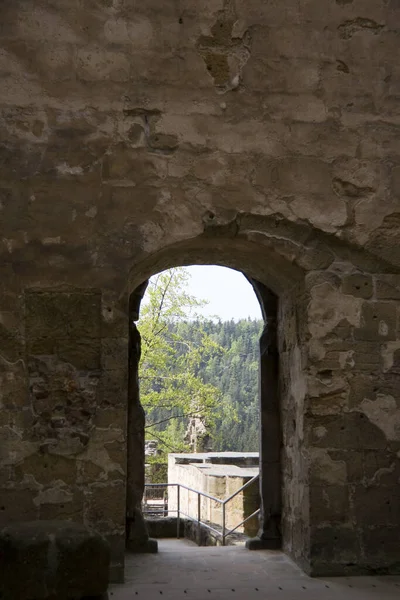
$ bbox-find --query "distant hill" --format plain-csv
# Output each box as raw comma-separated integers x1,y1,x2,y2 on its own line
168,318,263,452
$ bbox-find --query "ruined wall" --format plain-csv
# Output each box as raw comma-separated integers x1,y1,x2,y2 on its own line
167,454,259,536
0,0,399,580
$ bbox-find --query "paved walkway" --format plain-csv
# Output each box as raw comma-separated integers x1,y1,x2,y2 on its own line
110,539,400,600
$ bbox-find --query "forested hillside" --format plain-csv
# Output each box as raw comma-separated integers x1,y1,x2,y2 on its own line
149,318,263,453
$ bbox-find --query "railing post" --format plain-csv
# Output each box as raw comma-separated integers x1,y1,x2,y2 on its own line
197,492,201,545
177,485,180,539
222,503,226,546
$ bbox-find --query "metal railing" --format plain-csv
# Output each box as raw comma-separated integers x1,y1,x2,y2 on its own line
142,474,260,546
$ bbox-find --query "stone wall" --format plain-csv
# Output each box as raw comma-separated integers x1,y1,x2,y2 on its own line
1,287,128,582
168,453,260,537
306,271,400,575
279,285,310,570
0,0,399,581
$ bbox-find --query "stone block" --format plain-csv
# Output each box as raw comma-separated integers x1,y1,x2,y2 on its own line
22,42,75,82
361,526,400,570
352,341,381,372
0,408,33,430
342,274,373,299
348,373,376,409
355,301,397,341
37,489,84,521
104,533,126,583
101,147,163,185
0,520,110,599
101,292,128,339
310,412,387,450
0,143,43,180
0,321,24,362
249,24,333,60
254,156,331,195
0,363,28,409
146,516,185,538
25,291,101,341
15,453,77,486
77,459,105,484
376,275,400,300
57,337,101,370
361,450,400,485
328,449,364,483
0,490,38,526
76,48,130,82
97,369,128,408
26,336,57,356
85,481,126,531
103,439,126,475
309,448,347,486
310,485,349,523
95,407,126,431
352,484,400,526
310,524,359,564
382,342,400,374
242,57,320,94
101,337,128,371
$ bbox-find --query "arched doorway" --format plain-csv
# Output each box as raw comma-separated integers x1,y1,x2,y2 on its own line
123,235,306,564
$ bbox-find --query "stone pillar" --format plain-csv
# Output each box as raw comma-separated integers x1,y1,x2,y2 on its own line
126,287,157,553
14,289,128,584
246,283,281,550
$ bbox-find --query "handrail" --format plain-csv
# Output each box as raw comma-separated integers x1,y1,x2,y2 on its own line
143,474,260,546
144,482,221,503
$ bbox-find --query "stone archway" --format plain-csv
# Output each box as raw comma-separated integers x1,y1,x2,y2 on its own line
125,268,282,554
119,223,400,578
123,234,307,564
6,215,398,584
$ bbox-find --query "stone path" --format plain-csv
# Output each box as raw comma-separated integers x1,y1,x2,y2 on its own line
109,539,400,600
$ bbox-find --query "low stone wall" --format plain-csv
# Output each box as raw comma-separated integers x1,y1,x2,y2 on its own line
146,516,185,539
168,453,260,537
146,516,247,546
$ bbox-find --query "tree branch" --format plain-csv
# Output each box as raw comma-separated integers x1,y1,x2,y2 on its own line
145,412,202,429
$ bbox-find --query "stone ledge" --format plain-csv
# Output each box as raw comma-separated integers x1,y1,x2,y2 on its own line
0,520,110,600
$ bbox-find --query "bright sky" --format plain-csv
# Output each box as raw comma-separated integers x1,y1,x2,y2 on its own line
185,266,262,321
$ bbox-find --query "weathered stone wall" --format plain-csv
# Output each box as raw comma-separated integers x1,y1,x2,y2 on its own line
0,0,400,580
279,285,310,570
167,453,260,536
1,287,128,581
306,269,400,575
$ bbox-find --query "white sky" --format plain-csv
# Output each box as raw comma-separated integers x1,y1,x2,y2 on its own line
185,266,262,321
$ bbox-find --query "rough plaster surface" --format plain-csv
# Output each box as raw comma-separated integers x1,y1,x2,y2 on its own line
0,0,400,581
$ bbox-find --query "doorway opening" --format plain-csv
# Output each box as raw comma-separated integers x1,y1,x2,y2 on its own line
126,263,281,553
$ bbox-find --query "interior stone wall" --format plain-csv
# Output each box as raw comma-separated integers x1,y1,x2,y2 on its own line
0,287,129,582
279,284,310,571
306,268,400,575
0,0,399,582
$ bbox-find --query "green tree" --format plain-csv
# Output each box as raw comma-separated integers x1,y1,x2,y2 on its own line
139,268,225,464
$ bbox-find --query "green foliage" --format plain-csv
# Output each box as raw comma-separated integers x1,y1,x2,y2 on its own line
139,267,262,458
139,268,225,455
191,317,262,452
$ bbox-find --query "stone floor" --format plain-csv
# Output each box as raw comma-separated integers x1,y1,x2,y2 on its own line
109,539,400,599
